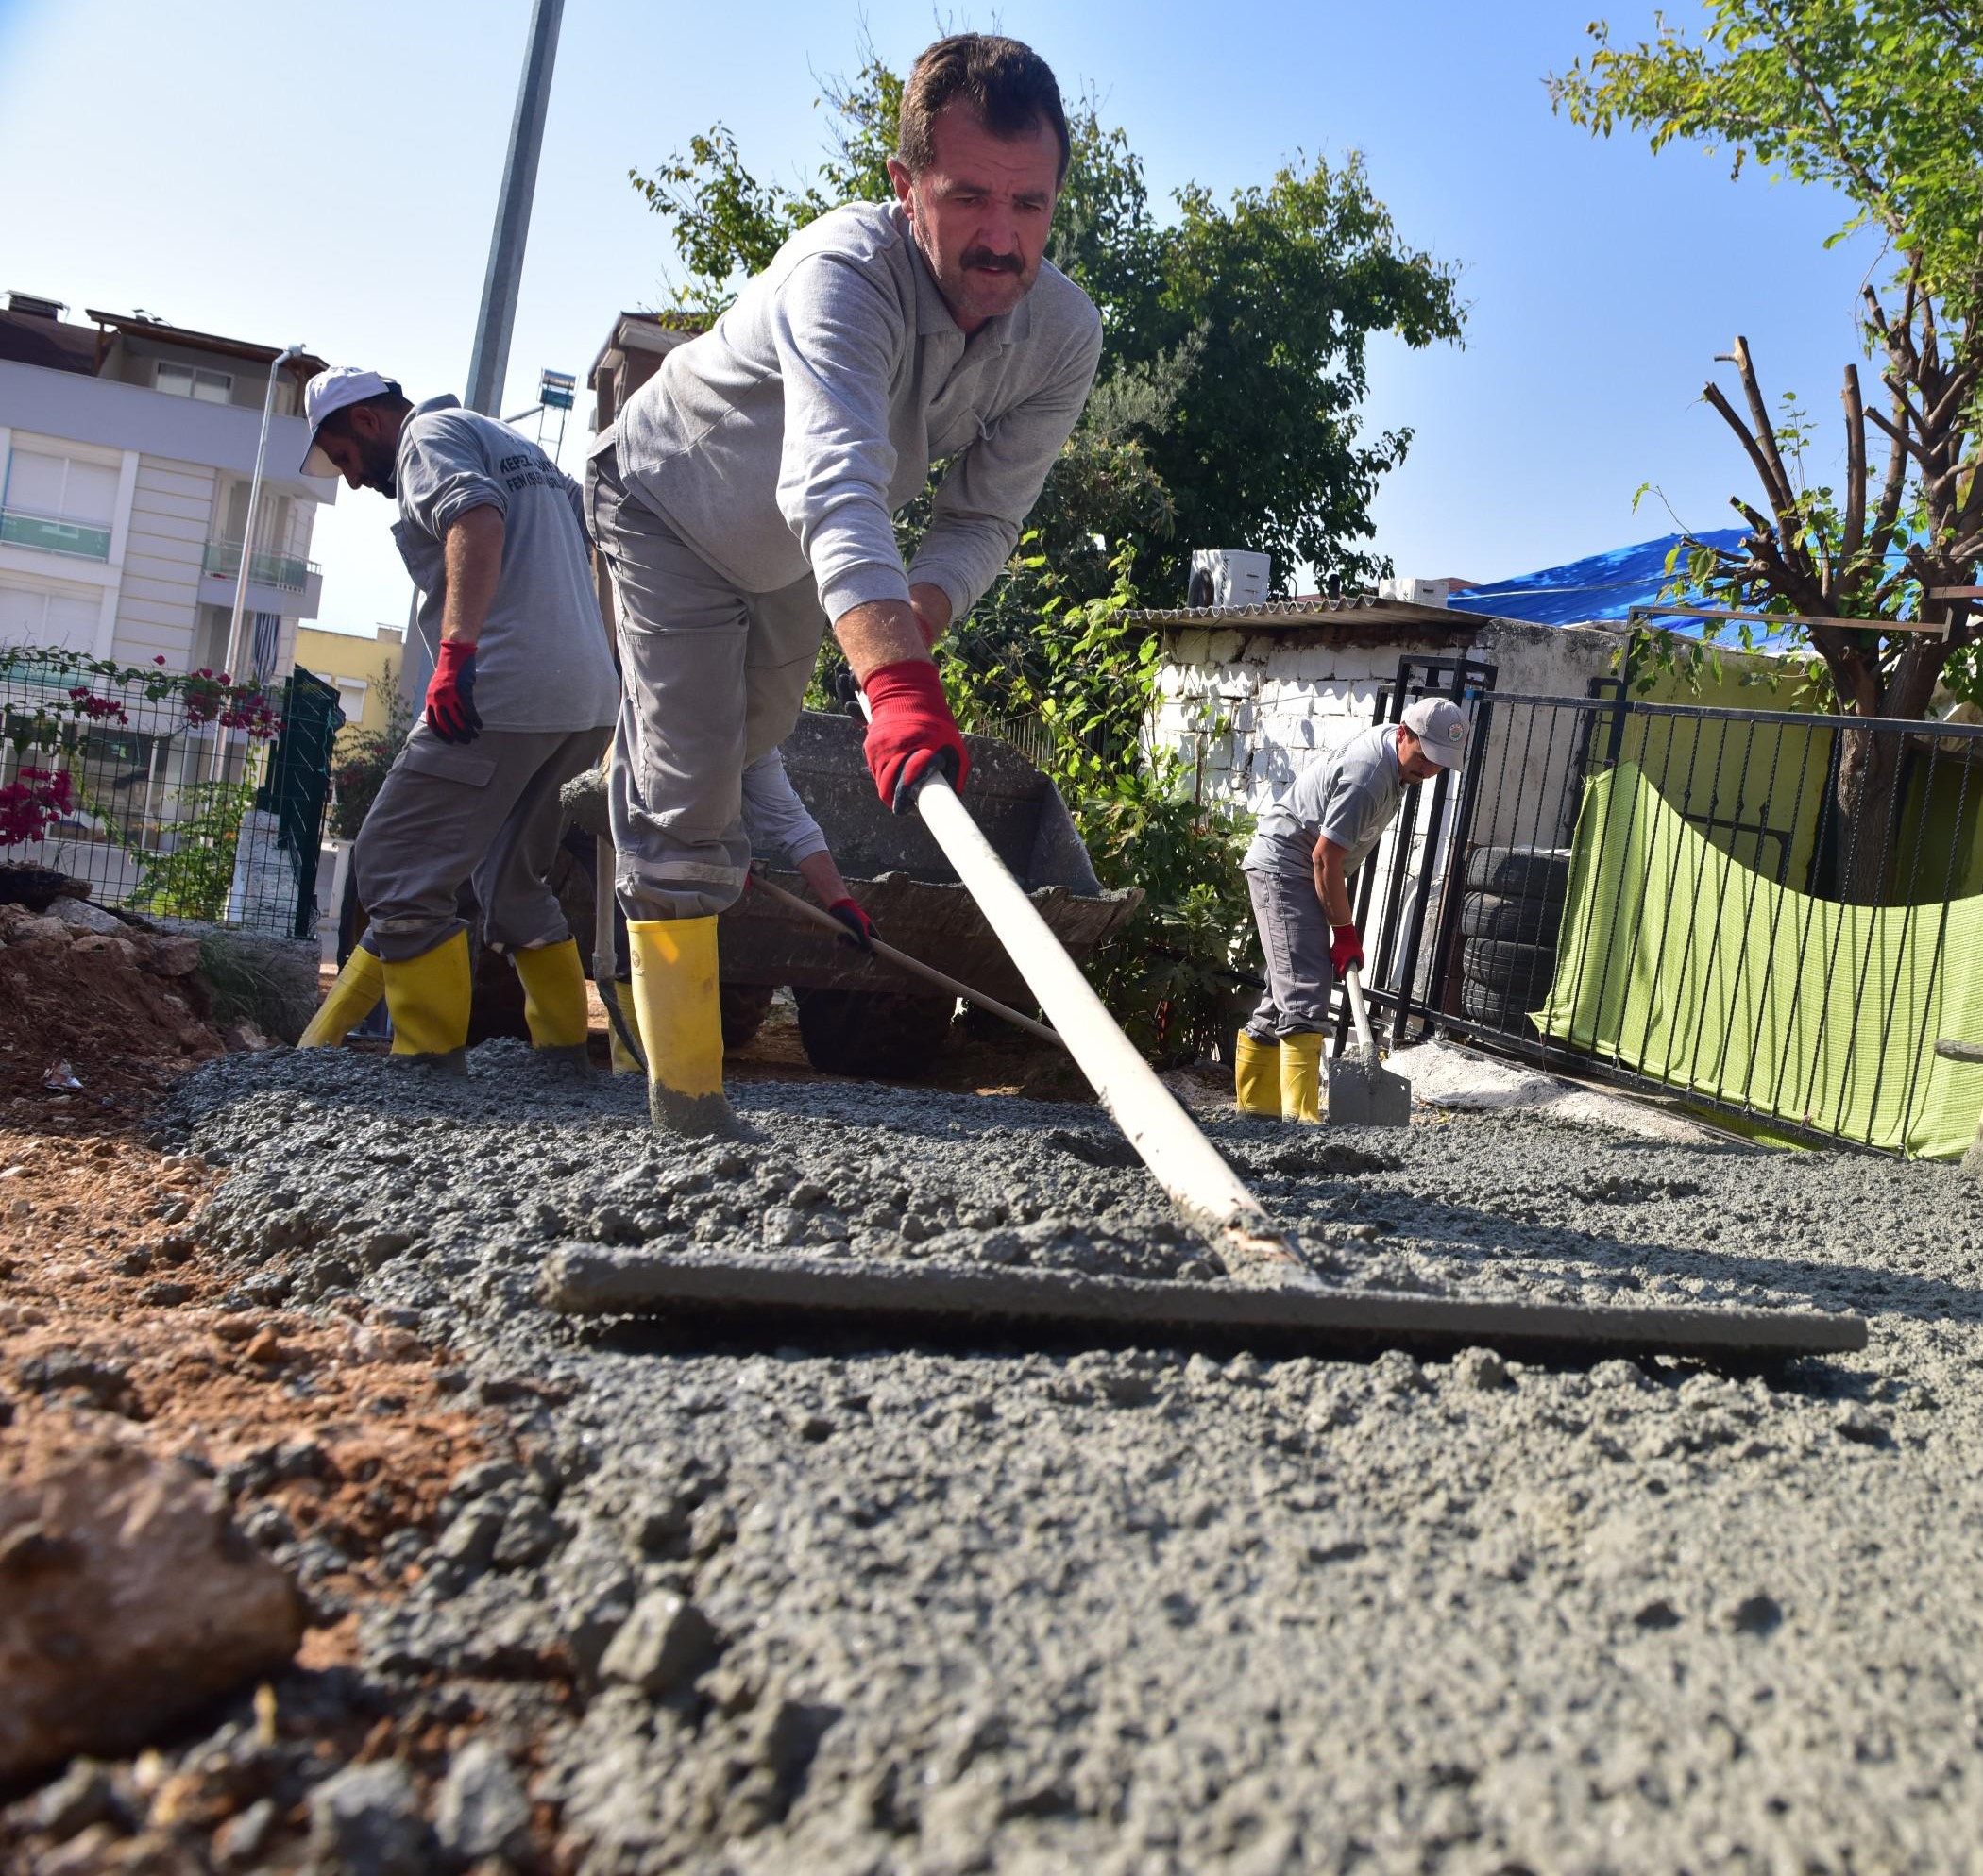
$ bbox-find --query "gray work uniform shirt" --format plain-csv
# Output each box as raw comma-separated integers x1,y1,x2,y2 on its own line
608,202,1103,625
394,395,619,733
740,749,827,867
1243,726,1406,881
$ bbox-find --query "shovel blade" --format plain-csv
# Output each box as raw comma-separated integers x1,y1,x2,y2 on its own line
1327,1053,1412,1127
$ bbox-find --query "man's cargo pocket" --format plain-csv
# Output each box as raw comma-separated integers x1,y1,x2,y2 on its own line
401,736,498,789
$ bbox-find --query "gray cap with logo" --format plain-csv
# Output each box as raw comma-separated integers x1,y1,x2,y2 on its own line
1401,696,1468,769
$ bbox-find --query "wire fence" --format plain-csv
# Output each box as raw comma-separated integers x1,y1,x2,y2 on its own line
1408,687,1983,1155
0,649,342,939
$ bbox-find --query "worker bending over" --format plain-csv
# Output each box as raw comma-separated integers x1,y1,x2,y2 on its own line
297,367,618,1066
602,747,878,1073
589,31,1101,1136
1236,698,1468,1122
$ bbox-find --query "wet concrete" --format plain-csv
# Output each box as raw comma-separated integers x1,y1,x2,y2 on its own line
159,1040,1983,1871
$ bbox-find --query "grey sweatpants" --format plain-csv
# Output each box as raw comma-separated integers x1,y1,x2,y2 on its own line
586,442,827,921
1244,867,1334,1039
355,721,608,962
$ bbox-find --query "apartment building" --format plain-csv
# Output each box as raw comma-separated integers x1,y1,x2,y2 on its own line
0,290,333,679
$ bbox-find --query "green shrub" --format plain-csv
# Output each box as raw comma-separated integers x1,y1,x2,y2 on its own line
128,782,255,921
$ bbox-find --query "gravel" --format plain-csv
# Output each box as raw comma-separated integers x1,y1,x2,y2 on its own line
156,1039,1983,1871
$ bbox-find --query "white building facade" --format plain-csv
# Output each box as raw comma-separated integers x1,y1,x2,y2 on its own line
0,293,332,679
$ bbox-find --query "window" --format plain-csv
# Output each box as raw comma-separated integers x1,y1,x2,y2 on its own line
3,448,118,527
0,448,119,560
314,673,369,727
156,361,233,403
0,581,99,653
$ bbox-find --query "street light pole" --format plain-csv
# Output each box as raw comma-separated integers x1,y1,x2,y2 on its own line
406,0,564,718
465,0,565,416
212,342,301,783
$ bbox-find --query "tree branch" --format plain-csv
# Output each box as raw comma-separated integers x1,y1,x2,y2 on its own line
1841,363,1868,563
1868,402,1937,471
1727,336,1803,519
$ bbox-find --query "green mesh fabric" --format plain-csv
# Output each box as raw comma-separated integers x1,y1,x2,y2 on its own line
1535,763,1983,1158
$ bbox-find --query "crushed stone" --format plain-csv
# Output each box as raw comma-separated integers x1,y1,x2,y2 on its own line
135,1038,1983,1870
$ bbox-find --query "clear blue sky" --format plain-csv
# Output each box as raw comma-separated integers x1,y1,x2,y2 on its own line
0,0,1885,634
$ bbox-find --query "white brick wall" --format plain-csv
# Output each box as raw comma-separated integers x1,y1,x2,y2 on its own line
1150,616,1626,1006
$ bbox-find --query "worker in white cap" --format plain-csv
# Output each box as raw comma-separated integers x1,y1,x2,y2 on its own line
295,367,619,1067
1235,696,1469,1122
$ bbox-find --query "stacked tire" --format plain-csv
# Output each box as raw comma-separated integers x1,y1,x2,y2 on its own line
1456,846,1571,1036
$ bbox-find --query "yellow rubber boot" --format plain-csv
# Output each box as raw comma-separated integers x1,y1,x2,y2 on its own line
381,929,471,1068
606,979,642,1075
513,937,591,1060
298,946,383,1048
1233,1031,1282,1116
1280,1031,1325,1124
627,917,735,1136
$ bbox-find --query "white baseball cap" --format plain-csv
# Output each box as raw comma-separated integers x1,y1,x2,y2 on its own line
1401,696,1468,769
298,365,399,476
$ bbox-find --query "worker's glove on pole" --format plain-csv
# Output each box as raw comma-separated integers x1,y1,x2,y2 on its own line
1330,923,1365,976
827,897,877,953
860,659,970,813
425,642,483,744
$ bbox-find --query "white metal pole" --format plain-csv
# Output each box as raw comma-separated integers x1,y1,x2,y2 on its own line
906,769,1312,1278
212,343,301,782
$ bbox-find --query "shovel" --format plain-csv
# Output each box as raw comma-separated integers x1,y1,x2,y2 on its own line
1328,965,1412,1127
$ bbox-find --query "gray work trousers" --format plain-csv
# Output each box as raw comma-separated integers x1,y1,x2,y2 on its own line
585,442,827,921
1244,867,1334,1039
355,721,608,962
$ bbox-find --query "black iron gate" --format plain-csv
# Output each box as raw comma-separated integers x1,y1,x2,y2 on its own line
1355,674,1983,1155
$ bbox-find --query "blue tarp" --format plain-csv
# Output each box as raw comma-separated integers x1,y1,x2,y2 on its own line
1447,530,1749,631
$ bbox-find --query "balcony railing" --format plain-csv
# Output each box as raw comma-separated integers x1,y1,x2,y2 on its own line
1,509,112,562
202,540,317,593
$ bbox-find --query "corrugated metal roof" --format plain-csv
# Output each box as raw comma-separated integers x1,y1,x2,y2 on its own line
1127,594,1487,631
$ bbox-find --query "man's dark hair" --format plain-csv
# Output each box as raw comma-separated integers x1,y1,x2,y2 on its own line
317,382,411,437
897,34,1070,184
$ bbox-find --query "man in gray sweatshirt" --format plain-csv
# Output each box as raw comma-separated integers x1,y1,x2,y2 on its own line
589,31,1102,1135
296,368,619,1066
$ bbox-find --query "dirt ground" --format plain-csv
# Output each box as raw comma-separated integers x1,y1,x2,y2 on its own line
0,953,1106,1872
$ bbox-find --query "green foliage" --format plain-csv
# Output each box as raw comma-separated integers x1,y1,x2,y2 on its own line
1548,0,1983,313
1073,753,1258,1065
1121,153,1466,599
1551,0,1983,785
946,547,1258,1064
128,781,256,921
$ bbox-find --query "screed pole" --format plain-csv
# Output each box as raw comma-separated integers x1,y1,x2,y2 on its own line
905,769,1308,1276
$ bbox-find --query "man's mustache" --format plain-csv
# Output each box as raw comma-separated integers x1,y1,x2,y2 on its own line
960,248,1023,274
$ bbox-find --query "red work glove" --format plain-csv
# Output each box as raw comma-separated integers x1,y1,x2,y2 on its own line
827,897,876,953
1330,923,1364,976
860,659,969,813
425,641,483,745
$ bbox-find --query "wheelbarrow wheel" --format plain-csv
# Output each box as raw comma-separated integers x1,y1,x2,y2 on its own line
792,987,955,1079
720,981,778,1050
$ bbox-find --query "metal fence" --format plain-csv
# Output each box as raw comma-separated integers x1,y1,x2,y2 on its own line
0,651,342,939
1367,679,1983,1153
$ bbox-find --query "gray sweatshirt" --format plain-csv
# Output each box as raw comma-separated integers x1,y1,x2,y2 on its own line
394,396,619,733
1244,726,1406,882
740,749,828,866
609,202,1103,625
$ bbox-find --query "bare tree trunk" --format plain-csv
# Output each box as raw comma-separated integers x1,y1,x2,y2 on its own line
1833,724,1905,903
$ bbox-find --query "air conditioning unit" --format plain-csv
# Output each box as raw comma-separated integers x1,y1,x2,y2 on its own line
1187,549,1271,608
1377,576,1451,608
